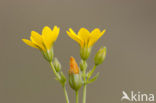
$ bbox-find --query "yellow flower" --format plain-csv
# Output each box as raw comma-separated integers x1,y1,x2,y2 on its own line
66,28,106,48
22,26,60,51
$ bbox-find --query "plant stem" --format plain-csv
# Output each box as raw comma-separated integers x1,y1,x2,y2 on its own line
64,86,70,103
49,62,60,79
82,60,87,103
49,62,70,103
83,65,97,103
76,91,79,103
83,84,87,103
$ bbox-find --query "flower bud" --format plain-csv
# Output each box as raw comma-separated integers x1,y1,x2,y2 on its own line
42,48,53,62
94,47,107,65
80,47,91,60
53,58,61,72
69,57,82,91
80,60,87,71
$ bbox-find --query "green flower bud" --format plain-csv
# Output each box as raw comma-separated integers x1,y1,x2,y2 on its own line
80,47,91,60
69,57,82,91
80,60,87,71
94,47,107,65
69,74,82,91
42,47,53,62
53,58,61,72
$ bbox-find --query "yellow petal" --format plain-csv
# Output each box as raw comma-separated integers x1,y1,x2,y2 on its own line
67,28,83,46
30,31,45,51
42,26,57,50
88,29,106,47
78,28,91,45
22,39,39,49
52,26,60,41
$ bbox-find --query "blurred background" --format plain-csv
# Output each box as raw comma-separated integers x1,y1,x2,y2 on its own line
0,0,156,103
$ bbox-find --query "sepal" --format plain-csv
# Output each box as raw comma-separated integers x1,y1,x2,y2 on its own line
42,47,53,62
80,47,91,60
69,74,82,91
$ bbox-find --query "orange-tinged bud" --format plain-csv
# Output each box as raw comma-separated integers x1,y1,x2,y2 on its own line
69,57,82,91
69,57,79,74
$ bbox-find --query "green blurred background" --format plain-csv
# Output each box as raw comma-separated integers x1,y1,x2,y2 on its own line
0,0,156,103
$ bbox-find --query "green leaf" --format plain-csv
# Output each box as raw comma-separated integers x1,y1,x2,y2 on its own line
87,65,96,80
87,72,99,84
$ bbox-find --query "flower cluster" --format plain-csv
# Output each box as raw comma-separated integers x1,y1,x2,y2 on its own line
22,26,107,103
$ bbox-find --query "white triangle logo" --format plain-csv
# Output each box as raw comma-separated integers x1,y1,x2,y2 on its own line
121,91,131,101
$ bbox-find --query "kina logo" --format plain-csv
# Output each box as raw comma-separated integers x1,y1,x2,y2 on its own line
121,91,154,102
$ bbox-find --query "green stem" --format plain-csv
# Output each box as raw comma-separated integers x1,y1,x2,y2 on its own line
82,60,87,103
64,86,70,103
83,84,87,103
49,62,60,79
49,62,70,103
76,91,79,103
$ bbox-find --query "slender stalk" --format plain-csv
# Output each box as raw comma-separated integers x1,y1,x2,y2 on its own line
64,86,70,103
83,84,87,103
49,62,60,79
76,91,79,103
82,60,87,103
49,62,70,103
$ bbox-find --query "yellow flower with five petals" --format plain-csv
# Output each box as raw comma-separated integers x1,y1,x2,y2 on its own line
22,26,60,51
66,28,106,48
